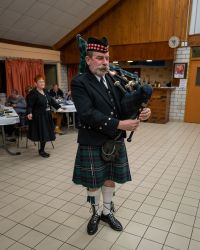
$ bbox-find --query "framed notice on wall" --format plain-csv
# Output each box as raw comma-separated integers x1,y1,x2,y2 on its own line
173,63,187,79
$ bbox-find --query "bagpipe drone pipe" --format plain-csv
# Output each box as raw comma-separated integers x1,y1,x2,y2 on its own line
76,34,153,142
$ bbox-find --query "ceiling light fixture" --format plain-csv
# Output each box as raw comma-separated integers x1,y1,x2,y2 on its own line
127,60,133,63
146,60,152,62
112,61,118,64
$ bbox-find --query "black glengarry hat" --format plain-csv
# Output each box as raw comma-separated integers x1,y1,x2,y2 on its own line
87,37,109,53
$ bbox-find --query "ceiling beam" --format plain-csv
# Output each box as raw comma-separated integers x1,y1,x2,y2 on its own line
53,0,121,50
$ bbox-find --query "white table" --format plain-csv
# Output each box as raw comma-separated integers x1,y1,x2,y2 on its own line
0,107,21,155
55,104,77,129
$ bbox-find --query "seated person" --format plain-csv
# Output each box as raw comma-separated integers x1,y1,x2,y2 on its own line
6,89,26,114
49,84,64,135
49,83,64,99
66,90,72,100
5,89,27,138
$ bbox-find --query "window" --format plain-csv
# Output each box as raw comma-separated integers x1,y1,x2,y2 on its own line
195,67,200,86
192,47,200,58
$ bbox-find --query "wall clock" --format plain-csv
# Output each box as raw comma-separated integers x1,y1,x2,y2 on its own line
168,36,180,48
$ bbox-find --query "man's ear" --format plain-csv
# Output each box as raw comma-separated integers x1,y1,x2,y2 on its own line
85,56,90,65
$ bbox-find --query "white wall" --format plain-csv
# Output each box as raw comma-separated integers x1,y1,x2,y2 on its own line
169,47,190,121
59,64,68,94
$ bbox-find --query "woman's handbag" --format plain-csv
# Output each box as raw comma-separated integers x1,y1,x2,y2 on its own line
101,140,123,162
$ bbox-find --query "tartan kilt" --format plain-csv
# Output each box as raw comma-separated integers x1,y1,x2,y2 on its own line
73,142,132,188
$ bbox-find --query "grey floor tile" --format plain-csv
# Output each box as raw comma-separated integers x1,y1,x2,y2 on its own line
132,211,153,226
174,212,195,226
48,210,71,223
18,229,46,248
7,242,32,250
192,227,200,241
165,232,190,250
115,232,141,250
170,221,193,238
189,240,200,250
143,226,168,244
58,243,80,250
156,207,176,220
137,238,163,250
63,214,86,230
96,226,121,243
5,224,31,241
34,236,63,250
115,206,136,220
0,217,17,234
67,230,95,249
0,235,15,250
85,237,113,250
34,219,60,235
150,216,172,231
20,213,45,228
50,225,75,242
124,221,148,237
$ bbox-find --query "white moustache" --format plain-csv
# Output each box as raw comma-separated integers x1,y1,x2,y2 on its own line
98,66,109,71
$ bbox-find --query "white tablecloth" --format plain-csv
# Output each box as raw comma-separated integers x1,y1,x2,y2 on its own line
0,107,20,126
59,104,76,113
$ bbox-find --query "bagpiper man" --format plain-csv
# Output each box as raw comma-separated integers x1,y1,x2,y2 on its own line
71,37,151,235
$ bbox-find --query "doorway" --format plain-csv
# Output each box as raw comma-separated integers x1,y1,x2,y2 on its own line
185,60,200,123
44,64,57,91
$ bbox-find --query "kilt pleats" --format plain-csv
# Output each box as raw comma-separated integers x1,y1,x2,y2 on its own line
73,142,132,188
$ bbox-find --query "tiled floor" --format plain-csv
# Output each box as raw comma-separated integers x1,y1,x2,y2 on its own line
0,122,200,250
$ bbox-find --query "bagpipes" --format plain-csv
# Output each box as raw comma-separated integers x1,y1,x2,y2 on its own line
108,71,152,142
76,35,153,142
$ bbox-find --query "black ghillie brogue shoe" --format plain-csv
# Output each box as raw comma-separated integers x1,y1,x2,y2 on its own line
101,212,123,231
87,212,100,235
87,205,101,235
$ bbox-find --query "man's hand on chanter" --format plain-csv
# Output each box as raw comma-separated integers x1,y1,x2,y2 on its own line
139,108,151,121
117,119,140,131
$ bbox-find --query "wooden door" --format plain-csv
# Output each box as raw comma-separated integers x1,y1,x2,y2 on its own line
185,60,200,123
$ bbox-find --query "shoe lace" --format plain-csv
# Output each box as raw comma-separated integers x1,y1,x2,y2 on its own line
108,212,115,221
91,213,99,223
89,205,100,223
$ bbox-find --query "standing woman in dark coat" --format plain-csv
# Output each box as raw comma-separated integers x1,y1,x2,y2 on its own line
27,74,61,157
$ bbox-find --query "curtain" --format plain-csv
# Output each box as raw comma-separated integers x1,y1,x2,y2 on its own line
67,64,78,91
5,58,44,97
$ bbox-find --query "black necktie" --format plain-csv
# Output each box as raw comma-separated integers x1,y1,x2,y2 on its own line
100,77,108,89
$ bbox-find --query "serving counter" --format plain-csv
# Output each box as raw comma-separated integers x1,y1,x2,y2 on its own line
147,87,175,124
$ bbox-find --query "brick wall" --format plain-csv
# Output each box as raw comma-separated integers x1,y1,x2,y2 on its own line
169,47,190,121
59,64,68,94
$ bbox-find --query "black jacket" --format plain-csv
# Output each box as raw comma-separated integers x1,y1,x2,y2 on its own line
27,88,60,115
72,70,126,145
26,88,61,142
